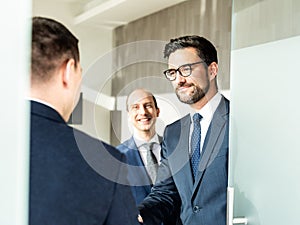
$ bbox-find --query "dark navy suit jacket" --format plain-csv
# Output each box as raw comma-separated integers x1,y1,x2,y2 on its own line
139,96,229,225
29,101,139,225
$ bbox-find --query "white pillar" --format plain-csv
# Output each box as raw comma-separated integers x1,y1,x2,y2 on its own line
0,0,31,224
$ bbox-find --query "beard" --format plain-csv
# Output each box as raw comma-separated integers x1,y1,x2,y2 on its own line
175,84,208,104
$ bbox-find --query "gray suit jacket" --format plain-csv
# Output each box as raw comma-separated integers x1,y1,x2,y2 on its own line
139,96,229,225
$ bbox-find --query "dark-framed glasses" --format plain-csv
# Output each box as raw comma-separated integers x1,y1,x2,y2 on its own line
163,61,205,81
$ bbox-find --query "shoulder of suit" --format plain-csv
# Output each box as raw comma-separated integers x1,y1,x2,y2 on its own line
218,95,230,116
72,128,123,160
165,113,190,129
116,138,136,152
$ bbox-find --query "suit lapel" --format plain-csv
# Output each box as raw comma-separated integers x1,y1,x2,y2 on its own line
126,137,143,164
170,115,194,194
126,137,152,191
192,96,229,195
158,135,163,143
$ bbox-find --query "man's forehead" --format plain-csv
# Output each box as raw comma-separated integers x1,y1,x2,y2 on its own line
168,47,199,67
128,90,153,105
129,95,153,105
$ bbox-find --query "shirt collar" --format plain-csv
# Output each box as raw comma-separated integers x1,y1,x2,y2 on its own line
191,92,222,120
134,133,159,148
28,97,57,112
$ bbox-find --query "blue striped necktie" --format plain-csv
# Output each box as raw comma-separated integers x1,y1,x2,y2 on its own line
190,113,202,180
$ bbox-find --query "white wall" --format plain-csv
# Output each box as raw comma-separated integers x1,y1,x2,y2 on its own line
0,0,31,224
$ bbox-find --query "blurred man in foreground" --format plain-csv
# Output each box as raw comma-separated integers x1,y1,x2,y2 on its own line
29,16,139,225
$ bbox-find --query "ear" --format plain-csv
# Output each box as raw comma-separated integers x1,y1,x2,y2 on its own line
209,62,218,81
156,107,160,117
62,59,75,88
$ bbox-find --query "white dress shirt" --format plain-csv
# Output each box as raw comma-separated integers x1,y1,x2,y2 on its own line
134,134,161,166
189,92,222,153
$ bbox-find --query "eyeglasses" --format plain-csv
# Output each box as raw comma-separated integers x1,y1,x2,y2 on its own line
163,61,205,81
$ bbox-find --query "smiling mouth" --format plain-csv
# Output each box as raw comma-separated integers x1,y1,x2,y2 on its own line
138,118,151,124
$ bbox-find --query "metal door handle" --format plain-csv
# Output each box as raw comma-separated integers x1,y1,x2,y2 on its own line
227,187,248,225
233,218,248,224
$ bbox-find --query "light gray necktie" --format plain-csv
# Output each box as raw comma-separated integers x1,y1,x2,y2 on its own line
144,142,158,184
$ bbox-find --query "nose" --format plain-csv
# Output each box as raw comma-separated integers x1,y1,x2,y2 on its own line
174,71,186,84
138,106,147,114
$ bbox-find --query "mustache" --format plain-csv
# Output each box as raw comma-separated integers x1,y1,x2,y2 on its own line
176,83,194,89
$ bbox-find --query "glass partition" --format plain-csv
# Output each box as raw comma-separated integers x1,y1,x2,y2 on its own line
229,0,300,224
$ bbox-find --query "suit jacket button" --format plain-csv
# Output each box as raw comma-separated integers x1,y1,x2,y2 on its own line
193,205,200,213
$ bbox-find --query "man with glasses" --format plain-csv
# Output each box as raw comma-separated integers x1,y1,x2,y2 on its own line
138,35,229,225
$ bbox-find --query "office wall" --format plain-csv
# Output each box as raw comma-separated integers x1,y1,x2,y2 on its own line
0,0,31,224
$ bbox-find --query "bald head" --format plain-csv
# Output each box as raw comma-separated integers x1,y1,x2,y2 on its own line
126,88,160,140
126,89,158,111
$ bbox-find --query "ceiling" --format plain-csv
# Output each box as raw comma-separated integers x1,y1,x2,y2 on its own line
67,0,188,28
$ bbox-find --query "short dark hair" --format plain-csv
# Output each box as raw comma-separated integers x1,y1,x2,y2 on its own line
31,17,79,82
163,35,218,66
152,95,158,109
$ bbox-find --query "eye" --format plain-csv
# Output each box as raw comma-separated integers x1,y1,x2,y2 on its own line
165,69,176,76
169,69,176,75
181,65,190,72
145,104,153,109
130,105,139,111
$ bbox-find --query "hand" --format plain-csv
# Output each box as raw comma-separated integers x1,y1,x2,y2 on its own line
138,214,143,223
